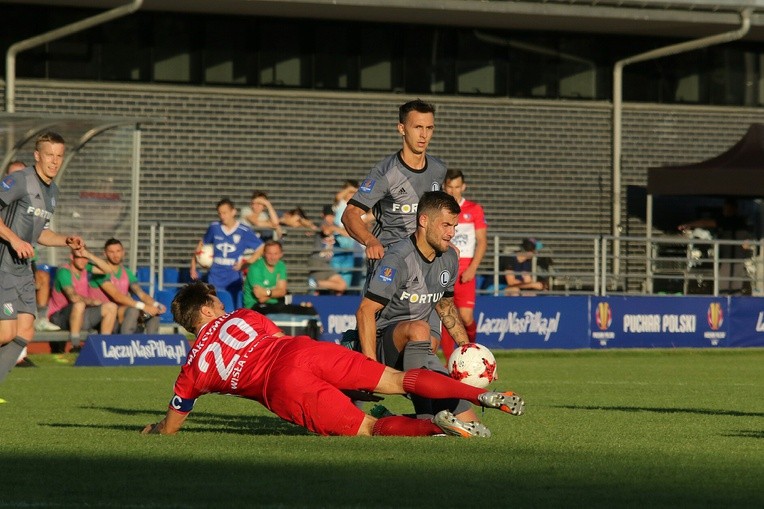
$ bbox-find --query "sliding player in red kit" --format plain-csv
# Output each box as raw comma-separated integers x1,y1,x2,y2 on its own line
142,282,524,438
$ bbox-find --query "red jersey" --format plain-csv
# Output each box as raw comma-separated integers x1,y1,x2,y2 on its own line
452,198,486,260
171,309,284,413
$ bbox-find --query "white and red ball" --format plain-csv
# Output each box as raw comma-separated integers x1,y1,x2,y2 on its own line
447,343,497,388
195,244,214,269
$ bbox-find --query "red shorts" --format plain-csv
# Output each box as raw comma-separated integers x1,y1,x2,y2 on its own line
453,258,476,309
264,337,386,436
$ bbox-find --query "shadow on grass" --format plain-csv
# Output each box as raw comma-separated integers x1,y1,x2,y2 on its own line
722,429,764,439
552,404,764,418
42,405,309,436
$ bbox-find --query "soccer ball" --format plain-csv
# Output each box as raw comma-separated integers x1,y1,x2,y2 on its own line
195,244,214,269
447,343,497,388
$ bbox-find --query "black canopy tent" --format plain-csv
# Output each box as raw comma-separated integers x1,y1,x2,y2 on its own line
647,123,764,197
641,124,764,294
644,123,764,237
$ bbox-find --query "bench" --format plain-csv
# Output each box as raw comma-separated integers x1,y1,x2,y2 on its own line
31,323,184,343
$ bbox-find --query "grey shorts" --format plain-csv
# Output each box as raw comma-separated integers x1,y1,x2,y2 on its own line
0,270,36,319
375,324,447,374
50,304,103,331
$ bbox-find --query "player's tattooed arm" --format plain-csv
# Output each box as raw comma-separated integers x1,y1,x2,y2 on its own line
436,297,469,346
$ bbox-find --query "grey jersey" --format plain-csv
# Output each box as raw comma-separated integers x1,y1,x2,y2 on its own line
365,234,457,332
0,167,58,276
348,151,446,249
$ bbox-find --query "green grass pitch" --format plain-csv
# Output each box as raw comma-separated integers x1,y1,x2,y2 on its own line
1,349,762,508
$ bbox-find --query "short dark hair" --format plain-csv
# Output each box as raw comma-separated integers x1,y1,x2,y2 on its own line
263,240,282,251
172,281,218,333
35,131,65,151
521,238,537,252
399,99,435,124
445,169,464,183
104,238,122,249
250,190,268,200
288,206,307,219
417,190,460,222
217,198,235,209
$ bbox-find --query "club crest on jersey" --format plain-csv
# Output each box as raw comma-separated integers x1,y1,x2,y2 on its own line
2,303,13,316
359,178,375,193
439,270,450,287
1,176,14,191
233,234,241,244
378,266,396,284
431,182,440,191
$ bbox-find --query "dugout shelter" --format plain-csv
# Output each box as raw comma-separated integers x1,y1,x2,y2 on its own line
0,112,156,272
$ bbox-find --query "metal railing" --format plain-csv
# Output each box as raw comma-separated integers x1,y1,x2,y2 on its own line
141,222,764,297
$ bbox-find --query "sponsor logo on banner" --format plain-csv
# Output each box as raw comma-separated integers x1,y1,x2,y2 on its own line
328,314,356,334
101,339,187,365
592,301,615,345
707,302,724,330
757,312,764,333
622,313,696,333
703,301,726,345
476,310,560,342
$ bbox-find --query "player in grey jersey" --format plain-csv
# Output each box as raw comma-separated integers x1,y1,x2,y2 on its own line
355,191,479,422
342,99,446,264
0,132,84,385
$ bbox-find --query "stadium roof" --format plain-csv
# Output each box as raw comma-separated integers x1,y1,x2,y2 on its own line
6,0,764,40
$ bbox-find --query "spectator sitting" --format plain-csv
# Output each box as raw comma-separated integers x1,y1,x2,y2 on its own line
89,238,165,334
242,240,322,337
240,190,282,241
332,180,365,288
307,205,349,295
48,247,118,352
279,207,318,233
503,238,548,295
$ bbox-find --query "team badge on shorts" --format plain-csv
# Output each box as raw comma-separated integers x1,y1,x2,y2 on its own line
2,303,14,316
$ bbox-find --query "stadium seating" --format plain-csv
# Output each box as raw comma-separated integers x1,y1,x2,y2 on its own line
136,266,153,293
162,267,180,289
153,288,177,324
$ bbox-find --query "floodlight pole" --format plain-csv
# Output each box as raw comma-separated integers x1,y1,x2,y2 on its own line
5,0,143,113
